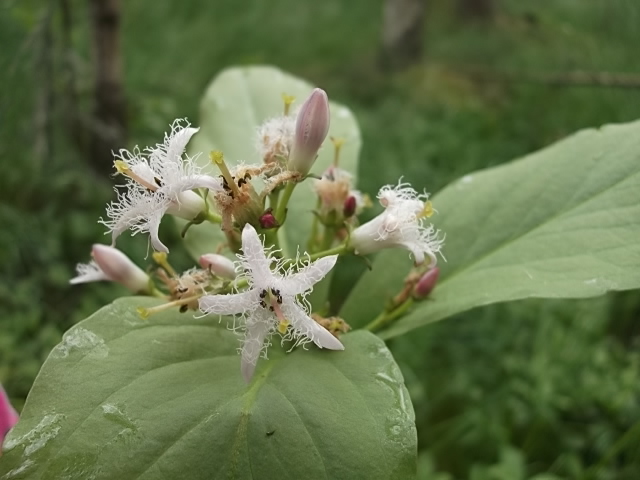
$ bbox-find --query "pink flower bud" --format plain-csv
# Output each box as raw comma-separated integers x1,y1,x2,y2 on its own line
343,195,357,218
199,254,237,279
414,267,440,298
258,209,279,230
91,244,150,293
0,384,19,444
288,88,330,175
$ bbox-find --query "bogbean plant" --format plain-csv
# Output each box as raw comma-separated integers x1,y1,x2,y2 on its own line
2,67,639,479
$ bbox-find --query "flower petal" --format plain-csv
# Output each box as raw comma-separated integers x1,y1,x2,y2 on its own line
199,289,259,316
148,208,169,253
240,311,272,383
279,255,338,296
240,224,274,285
281,299,344,350
69,261,109,284
165,174,223,198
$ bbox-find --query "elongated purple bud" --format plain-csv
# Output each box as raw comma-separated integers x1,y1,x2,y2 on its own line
414,267,440,298
288,88,330,175
92,244,150,292
199,254,237,279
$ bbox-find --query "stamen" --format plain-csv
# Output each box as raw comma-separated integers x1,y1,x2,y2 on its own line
330,137,346,166
136,294,202,318
210,151,239,197
113,160,158,192
282,93,296,115
277,319,290,335
152,252,178,277
418,201,434,219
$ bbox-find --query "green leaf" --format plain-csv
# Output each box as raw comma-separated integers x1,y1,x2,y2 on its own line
1,298,416,479
341,120,640,338
177,66,361,260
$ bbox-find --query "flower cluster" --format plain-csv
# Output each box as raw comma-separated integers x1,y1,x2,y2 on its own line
71,87,444,382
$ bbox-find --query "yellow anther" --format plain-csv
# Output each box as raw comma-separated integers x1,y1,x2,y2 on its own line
114,160,131,175
419,201,435,218
210,150,239,196
282,93,296,115
330,137,346,166
277,319,290,335
210,150,224,165
153,252,178,277
136,307,150,319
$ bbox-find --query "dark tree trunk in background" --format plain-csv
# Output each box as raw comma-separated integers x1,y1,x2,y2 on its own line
60,0,88,156
380,0,427,72
457,0,494,20
89,0,126,175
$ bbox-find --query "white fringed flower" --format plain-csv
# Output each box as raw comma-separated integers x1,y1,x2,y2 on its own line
351,182,444,266
100,119,222,252
70,244,149,292
199,224,344,382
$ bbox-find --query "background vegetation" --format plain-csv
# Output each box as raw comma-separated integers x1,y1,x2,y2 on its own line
2,0,639,478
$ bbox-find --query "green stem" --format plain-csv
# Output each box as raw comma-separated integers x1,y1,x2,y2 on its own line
269,190,280,212
263,228,281,250
307,198,322,252
320,225,335,251
318,210,338,251
204,210,222,224
281,243,352,268
365,297,415,333
309,243,351,261
275,182,296,224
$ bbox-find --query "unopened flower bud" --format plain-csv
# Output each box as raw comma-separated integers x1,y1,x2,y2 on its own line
92,244,150,292
258,208,280,229
413,267,440,299
0,384,18,444
199,254,237,279
288,88,330,175
343,195,357,218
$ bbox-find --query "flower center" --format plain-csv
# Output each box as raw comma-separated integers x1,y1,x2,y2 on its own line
259,288,289,333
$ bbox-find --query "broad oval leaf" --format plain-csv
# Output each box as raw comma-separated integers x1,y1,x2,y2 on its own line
341,121,640,338
1,298,416,480
177,66,362,260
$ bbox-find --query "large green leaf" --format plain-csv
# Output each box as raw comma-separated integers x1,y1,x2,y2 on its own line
1,298,416,479
341,120,640,338
177,66,361,259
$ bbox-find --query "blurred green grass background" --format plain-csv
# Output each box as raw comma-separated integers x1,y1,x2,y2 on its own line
2,0,640,478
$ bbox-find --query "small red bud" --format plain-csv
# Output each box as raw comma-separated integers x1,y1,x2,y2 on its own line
343,195,357,218
414,267,440,299
259,209,279,229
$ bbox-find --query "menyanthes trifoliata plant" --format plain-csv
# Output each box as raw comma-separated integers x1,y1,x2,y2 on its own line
71,87,444,382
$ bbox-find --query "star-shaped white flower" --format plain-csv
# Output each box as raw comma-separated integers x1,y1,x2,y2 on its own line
199,224,344,382
351,181,444,266
100,119,222,252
